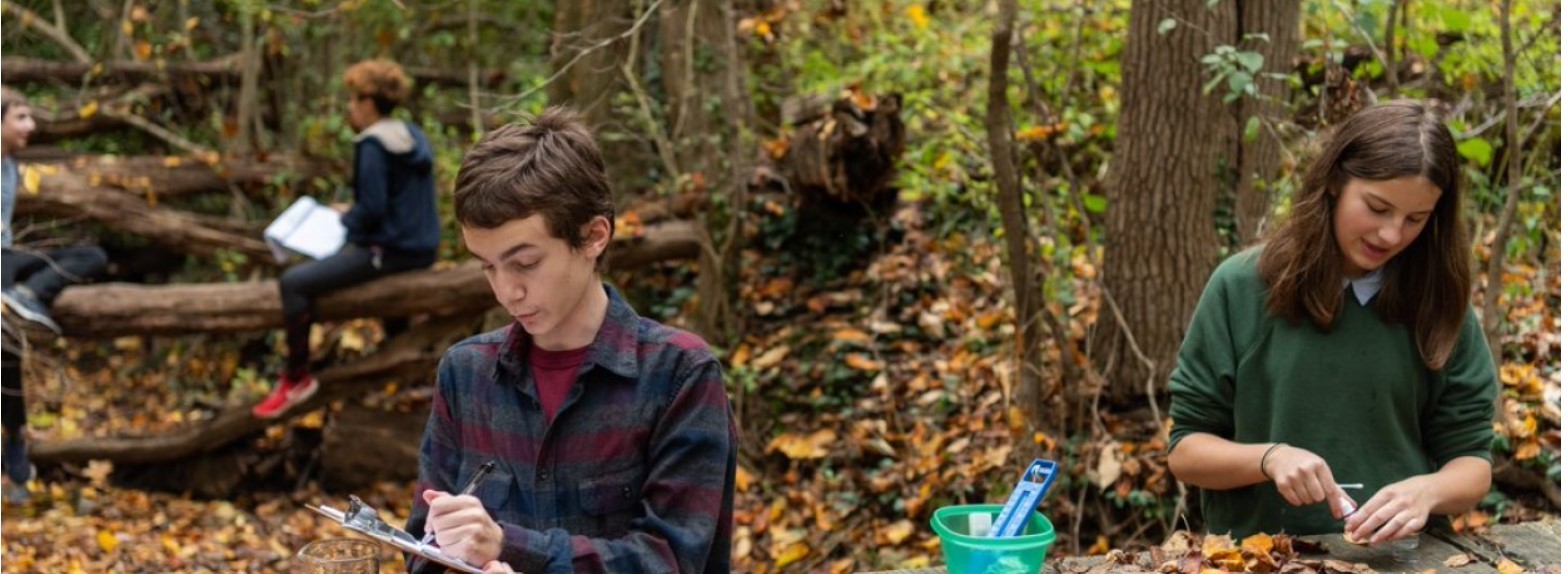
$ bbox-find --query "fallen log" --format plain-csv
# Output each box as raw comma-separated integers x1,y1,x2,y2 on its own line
12,168,273,260
30,314,472,466
46,220,700,338
28,153,331,198
0,56,508,89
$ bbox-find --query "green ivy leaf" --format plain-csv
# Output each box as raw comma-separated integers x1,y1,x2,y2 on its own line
1083,194,1107,213
1458,138,1494,167
1244,116,1261,144
1158,18,1177,36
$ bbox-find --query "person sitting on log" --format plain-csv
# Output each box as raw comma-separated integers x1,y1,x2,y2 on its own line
251,59,440,419
403,107,738,573
1,86,110,501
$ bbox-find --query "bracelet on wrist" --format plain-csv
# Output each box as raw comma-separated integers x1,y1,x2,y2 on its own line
1260,442,1287,480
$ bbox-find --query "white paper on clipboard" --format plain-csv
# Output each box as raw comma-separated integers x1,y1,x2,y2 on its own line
309,498,482,574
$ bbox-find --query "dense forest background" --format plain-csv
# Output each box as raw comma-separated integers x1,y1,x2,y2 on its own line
0,0,1559,571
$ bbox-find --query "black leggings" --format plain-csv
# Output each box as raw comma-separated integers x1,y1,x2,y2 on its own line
2,246,109,306
279,244,434,377
2,353,20,436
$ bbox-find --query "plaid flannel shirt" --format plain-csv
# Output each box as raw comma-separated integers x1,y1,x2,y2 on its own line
406,284,737,573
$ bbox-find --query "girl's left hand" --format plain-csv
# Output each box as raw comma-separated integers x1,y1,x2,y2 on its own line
1344,475,1436,544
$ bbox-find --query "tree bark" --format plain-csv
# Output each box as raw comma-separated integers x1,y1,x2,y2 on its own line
985,0,1050,429
44,221,700,338
1095,0,1235,403
1232,1,1301,245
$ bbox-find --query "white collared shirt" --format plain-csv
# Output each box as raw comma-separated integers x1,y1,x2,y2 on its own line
1342,267,1385,306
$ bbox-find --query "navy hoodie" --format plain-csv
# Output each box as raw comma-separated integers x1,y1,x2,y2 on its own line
341,119,441,255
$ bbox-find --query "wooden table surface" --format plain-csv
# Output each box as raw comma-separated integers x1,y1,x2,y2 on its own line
860,521,1560,574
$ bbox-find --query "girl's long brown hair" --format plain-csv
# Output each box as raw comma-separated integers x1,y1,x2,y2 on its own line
1258,100,1470,370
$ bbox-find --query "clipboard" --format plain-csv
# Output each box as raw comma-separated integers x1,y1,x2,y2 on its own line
308,495,483,574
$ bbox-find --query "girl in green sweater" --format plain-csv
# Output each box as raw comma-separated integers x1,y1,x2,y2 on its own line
1167,100,1497,541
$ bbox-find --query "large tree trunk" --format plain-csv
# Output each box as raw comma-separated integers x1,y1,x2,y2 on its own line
658,0,751,344
1095,0,1236,403
1231,2,1301,245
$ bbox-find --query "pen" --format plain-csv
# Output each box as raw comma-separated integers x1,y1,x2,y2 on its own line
421,460,497,546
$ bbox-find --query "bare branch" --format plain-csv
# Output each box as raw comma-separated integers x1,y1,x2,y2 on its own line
2,0,91,63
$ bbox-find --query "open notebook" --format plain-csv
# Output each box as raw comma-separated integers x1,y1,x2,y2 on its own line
264,196,346,264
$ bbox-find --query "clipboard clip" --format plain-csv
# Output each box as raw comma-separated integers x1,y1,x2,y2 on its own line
309,495,483,574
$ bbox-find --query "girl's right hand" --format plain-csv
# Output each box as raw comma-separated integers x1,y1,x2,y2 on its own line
1262,444,1353,519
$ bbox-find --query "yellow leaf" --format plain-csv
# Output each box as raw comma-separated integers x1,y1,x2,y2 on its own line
161,534,180,556
729,344,751,370
339,328,365,352
844,353,882,372
185,16,200,30
97,530,120,553
754,21,773,40
881,519,914,545
773,541,809,567
297,410,325,429
905,5,929,30
121,19,134,36
1240,532,1273,556
1497,559,1525,574
1087,535,1110,554
79,100,99,119
736,466,754,491
21,166,41,195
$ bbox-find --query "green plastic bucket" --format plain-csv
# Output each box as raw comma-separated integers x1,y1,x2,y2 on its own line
930,504,1055,574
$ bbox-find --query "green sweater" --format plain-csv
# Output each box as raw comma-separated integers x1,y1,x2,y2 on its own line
1168,250,1497,537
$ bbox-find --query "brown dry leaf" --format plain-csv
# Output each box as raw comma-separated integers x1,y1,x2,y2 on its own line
750,345,790,370
134,40,153,61
880,519,914,545
831,328,872,345
844,353,882,372
767,429,835,460
1442,554,1473,567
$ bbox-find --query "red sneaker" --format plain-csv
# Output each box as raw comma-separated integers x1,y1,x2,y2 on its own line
251,374,320,419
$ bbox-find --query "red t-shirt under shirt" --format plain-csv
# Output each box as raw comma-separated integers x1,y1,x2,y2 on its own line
528,344,589,423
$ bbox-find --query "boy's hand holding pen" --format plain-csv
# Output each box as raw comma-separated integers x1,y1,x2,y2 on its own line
421,461,497,547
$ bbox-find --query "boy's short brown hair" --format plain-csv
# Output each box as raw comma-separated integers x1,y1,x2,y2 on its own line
454,106,615,251
343,59,411,115
2,86,27,117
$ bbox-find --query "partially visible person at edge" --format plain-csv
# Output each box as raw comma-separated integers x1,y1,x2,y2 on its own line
1166,100,1497,542
403,107,737,573
1,86,109,500
251,59,440,419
